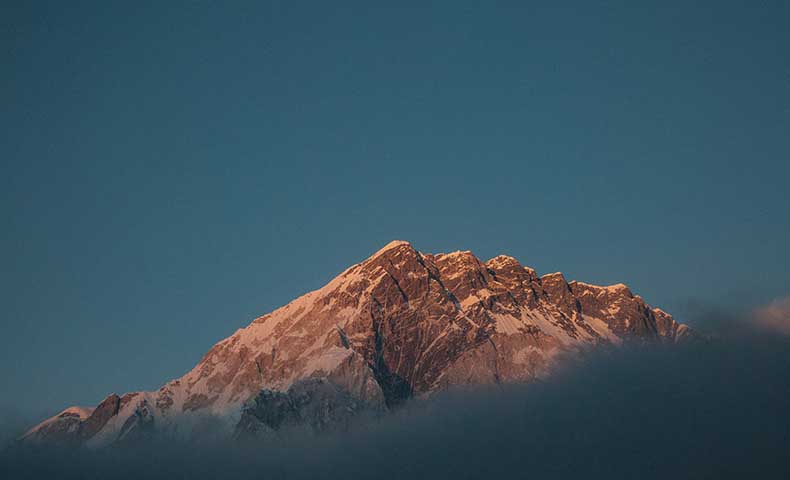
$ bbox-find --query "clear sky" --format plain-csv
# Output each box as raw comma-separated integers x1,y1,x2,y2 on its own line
2,1,788,414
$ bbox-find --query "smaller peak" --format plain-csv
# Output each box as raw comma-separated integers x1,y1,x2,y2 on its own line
570,280,597,288
438,250,473,257
486,255,522,268
541,272,565,280
489,254,517,262
435,250,482,266
572,281,633,296
370,240,412,258
60,406,94,419
606,283,633,296
22,405,95,438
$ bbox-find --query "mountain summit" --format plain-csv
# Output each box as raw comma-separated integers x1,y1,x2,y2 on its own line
22,241,695,446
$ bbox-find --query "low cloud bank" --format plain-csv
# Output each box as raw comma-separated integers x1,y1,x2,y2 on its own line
752,296,790,335
2,315,789,479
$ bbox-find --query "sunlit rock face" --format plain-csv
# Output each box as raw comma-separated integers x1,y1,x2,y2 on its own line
21,240,696,446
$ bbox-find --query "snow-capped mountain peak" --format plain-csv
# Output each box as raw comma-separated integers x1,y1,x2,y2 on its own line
22,241,696,446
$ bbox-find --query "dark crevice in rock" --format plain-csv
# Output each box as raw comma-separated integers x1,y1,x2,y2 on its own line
336,325,350,349
369,299,413,408
486,336,502,385
255,359,264,383
384,259,410,307
415,253,461,311
80,394,121,441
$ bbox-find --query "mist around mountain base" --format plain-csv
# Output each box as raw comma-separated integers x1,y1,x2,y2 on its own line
1,316,788,480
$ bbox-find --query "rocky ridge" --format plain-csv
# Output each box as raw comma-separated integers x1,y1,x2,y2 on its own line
21,241,695,446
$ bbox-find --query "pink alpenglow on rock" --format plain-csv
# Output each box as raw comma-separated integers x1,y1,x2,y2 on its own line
22,241,698,447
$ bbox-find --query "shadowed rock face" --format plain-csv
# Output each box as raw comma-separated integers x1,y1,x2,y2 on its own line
235,377,385,439
22,241,697,447
79,394,120,440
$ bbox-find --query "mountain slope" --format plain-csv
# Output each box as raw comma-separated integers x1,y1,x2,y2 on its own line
22,240,695,446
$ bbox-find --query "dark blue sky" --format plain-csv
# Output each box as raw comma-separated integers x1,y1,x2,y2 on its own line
2,1,788,413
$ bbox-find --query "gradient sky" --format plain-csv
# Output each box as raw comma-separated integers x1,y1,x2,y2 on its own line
2,1,788,414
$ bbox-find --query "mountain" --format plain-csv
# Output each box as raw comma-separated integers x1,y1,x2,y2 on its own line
21,240,696,447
